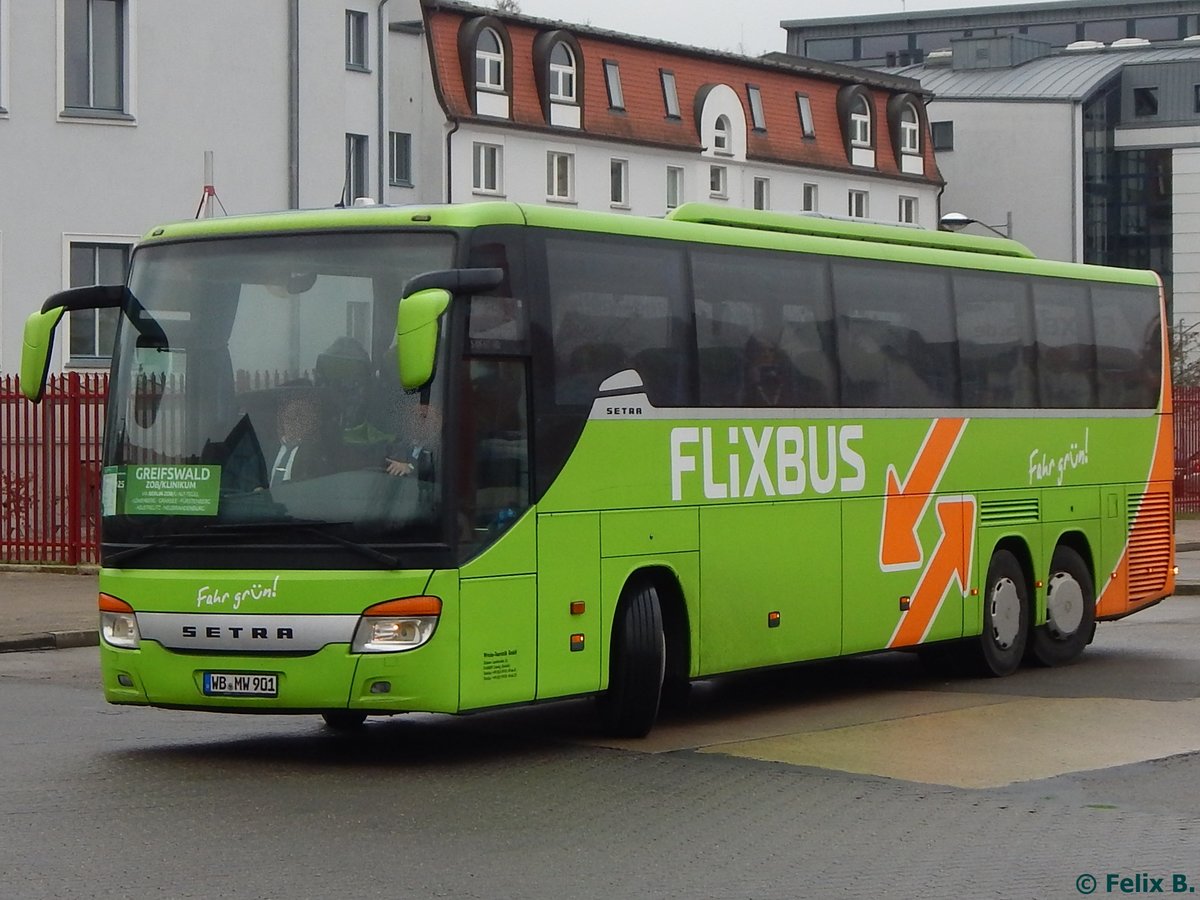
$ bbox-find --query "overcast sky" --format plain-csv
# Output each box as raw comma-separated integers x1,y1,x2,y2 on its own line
514,0,1037,56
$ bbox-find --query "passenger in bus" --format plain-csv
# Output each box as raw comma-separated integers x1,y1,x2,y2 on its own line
743,336,799,407
385,400,440,479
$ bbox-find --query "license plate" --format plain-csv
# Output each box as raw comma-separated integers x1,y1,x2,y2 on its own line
203,671,278,697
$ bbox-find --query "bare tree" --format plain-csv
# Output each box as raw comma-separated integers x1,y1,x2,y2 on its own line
494,0,520,12
1172,318,1200,389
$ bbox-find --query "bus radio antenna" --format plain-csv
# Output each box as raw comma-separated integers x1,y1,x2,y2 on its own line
194,150,229,219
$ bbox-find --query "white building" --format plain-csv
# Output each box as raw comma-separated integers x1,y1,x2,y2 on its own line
0,0,945,374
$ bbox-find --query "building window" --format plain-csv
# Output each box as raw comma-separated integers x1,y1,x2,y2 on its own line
1195,84,1200,114
747,85,766,130
931,120,954,151
661,70,680,118
802,183,818,212
899,103,920,153
1134,87,1159,117
666,165,684,210
851,96,871,146
549,42,575,102
476,27,504,91
709,165,727,198
848,189,869,219
796,93,816,138
604,59,624,110
345,10,368,71
389,131,412,186
64,0,126,113
713,114,731,154
68,241,130,363
899,195,918,224
547,151,574,202
473,142,502,194
610,158,629,207
753,177,770,211
345,133,368,202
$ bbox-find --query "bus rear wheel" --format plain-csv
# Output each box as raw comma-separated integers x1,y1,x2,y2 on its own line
967,549,1029,677
599,581,665,738
1027,546,1095,667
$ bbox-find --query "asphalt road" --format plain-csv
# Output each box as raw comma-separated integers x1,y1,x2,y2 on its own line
2,600,1200,899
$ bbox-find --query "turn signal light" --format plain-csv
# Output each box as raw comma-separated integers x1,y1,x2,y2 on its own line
352,596,441,653
99,593,140,649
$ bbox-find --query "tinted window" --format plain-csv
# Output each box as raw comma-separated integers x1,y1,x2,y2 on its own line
692,248,836,408
833,261,958,408
955,273,1037,408
546,236,690,406
1092,284,1161,408
1033,279,1096,408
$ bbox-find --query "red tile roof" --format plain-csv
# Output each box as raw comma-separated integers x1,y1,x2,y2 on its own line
423,1,942,185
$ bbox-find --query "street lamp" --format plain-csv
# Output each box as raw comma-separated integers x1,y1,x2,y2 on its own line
939,211,1013,238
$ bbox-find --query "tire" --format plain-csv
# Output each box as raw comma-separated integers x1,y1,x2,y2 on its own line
321,711,368,732
598,581,665,738
1026,545,1095,667
964,549,1030,677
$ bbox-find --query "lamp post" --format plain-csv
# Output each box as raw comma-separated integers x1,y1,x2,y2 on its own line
939,211,1013,238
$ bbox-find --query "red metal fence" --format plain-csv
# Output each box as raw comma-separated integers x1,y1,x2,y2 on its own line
4,372,1200,565
1,373,107,565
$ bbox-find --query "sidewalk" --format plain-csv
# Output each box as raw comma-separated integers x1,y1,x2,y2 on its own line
4,522,1200,652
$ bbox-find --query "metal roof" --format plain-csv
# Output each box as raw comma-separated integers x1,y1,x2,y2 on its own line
884,44,1200,102
782,0,1193,31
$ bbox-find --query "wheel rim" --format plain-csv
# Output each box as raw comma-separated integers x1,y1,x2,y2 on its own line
1045,571,1084,639
989,576,1021,649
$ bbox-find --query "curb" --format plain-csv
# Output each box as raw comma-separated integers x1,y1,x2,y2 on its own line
1177,542,1200,553
0,630,99,654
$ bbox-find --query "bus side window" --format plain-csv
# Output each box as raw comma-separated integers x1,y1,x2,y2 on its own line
1033,280,1096,409
462,358,530,538
955,272,1037,409
1091,284,1161,409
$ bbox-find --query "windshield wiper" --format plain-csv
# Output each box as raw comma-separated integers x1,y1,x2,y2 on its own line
205,520,401,568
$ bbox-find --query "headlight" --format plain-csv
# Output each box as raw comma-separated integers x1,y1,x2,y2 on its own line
99,593,140,649
351,596,441,653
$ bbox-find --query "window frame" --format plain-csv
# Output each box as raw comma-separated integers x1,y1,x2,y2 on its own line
848,189,869,219
548,42,576,103
389,131,412,187
660,69,680,119
747,84,766,131
603,59,624,111
472,141,503,195
713,114,732,155
851,96,871,146
345,132,369,203
709,164,727,199
475,26,505,92
899,103,920,154
802,182,819,212
345,9,369,72
64,236,135,366
1133,86,1159,118
61,0,132,120
898,195,918,224
546,150,575,203
753,177,770,211
666,165,684,210
610,157,629,208
796,93,816,138
931,120,954,151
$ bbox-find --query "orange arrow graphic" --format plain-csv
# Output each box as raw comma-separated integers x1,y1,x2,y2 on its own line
879,418,967,571
889,495,977,648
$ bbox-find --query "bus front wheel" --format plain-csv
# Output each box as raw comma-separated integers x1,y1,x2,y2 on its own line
599,581,665,738
1026,546,1095,667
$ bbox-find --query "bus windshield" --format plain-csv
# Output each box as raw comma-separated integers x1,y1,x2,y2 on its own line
101,231,456,554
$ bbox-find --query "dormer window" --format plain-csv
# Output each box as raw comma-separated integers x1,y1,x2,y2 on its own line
459,17,512,119
899,103,920,153
549,42,575,102
534,31,583,128
713,115,731,154
476,28,504,91
851,96,870,146
887,93,925,175
837,84,876,168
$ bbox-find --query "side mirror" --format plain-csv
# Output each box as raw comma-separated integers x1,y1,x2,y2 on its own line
20,308,67,402
396,288,451,390
20,284,128,403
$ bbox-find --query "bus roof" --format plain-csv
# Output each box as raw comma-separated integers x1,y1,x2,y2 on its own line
139,201,1159,288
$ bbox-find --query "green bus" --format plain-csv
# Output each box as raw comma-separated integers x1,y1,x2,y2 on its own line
21,201,1175,736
